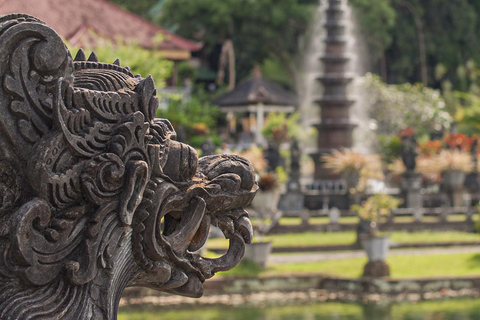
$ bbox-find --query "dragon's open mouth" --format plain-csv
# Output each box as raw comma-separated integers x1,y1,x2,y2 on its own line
132,154,257,297
162,207,253,279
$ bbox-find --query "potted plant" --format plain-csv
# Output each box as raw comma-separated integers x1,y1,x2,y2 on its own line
417,150,473,189
244,172,282,267
322,148,384,192
351,194,402,262
261,112,304,147
239,147,282,267
439,150,474,188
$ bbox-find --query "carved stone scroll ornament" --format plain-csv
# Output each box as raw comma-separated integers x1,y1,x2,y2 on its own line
0,14,257,319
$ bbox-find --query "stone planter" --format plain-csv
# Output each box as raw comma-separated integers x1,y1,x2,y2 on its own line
342,170,360,190
442,170,466,189
442,170,467,207
251,189,280,215
244,242,272,268
401,172,423,220
361,236,389,262
250,189,281,237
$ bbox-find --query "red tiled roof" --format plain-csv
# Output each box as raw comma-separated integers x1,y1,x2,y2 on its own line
0,0,202,52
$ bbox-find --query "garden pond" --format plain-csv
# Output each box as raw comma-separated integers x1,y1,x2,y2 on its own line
119,298,480,320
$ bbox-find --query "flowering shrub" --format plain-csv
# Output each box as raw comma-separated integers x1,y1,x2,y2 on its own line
351,194,402,225
418,140,442,156
443,133,474,151
361,73,451,136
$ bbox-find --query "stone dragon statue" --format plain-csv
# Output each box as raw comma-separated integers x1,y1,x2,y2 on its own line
0,14,257,319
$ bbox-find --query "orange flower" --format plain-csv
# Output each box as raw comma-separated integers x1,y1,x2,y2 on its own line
419,140,442,156
443,133,473,151
398,127,415,137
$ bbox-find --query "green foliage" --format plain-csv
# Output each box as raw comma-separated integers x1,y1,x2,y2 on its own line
260,57,294,89
261,112,306,145
177,61,196,84
455,91,480,135
107,0,161,21
349,0,396,63
275,166,288,185
362,73,451,136
156,97,220,148
351,194,402,223
350,0,480,89
159,0,316,81
378,135,402,164
67,39,173,89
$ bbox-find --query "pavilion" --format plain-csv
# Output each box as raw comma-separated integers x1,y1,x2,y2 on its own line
213,68,297,145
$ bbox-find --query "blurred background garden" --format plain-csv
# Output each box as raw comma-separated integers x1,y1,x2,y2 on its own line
7,0,480,318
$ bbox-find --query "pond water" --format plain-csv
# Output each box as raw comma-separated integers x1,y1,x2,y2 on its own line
119,299,480,320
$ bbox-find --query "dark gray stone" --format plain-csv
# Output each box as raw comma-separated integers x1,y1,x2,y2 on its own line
0,14,256,320
400,134,417,171
363,260,390,278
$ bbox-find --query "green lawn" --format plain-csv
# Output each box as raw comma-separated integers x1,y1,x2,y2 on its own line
279,216,359,225
278,214,470,226
389,230,480,243
219,252,480,279
206,230,480,250
206,231,356,249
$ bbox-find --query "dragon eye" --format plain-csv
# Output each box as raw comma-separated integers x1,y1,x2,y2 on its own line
163,140,198,182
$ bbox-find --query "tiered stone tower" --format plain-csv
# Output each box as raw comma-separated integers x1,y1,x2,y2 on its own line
312,0,357,179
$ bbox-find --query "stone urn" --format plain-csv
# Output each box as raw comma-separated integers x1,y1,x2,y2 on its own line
244,242,273,268
249,189,280,267
251,189,280,215
342,170,360,190
361,236,390,262
442,170,466,189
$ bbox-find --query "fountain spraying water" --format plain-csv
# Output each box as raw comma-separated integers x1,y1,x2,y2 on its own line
298,0,374,179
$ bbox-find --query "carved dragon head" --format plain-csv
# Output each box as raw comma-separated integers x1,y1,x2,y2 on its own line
0,14,256,319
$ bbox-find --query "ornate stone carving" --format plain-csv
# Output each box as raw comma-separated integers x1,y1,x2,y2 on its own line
0,14,256,319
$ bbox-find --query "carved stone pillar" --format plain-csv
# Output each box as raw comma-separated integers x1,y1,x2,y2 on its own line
0,14,256,319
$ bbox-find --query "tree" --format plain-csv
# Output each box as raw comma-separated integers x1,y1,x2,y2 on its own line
351,0,480,89
156,97,221,148
108,0,162,21
67,38,173,89
361,73,451,137
159,0,316,83
349,0,396,76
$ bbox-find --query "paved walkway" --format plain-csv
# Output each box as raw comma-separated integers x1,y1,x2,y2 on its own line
269,246,480,264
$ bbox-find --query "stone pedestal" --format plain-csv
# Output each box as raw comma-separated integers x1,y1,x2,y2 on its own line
300,210,310,226
363,260,390,277
450,188,466,208
328,207,341,224
440,205,449,222
442,170,466,207
401,172,422,219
